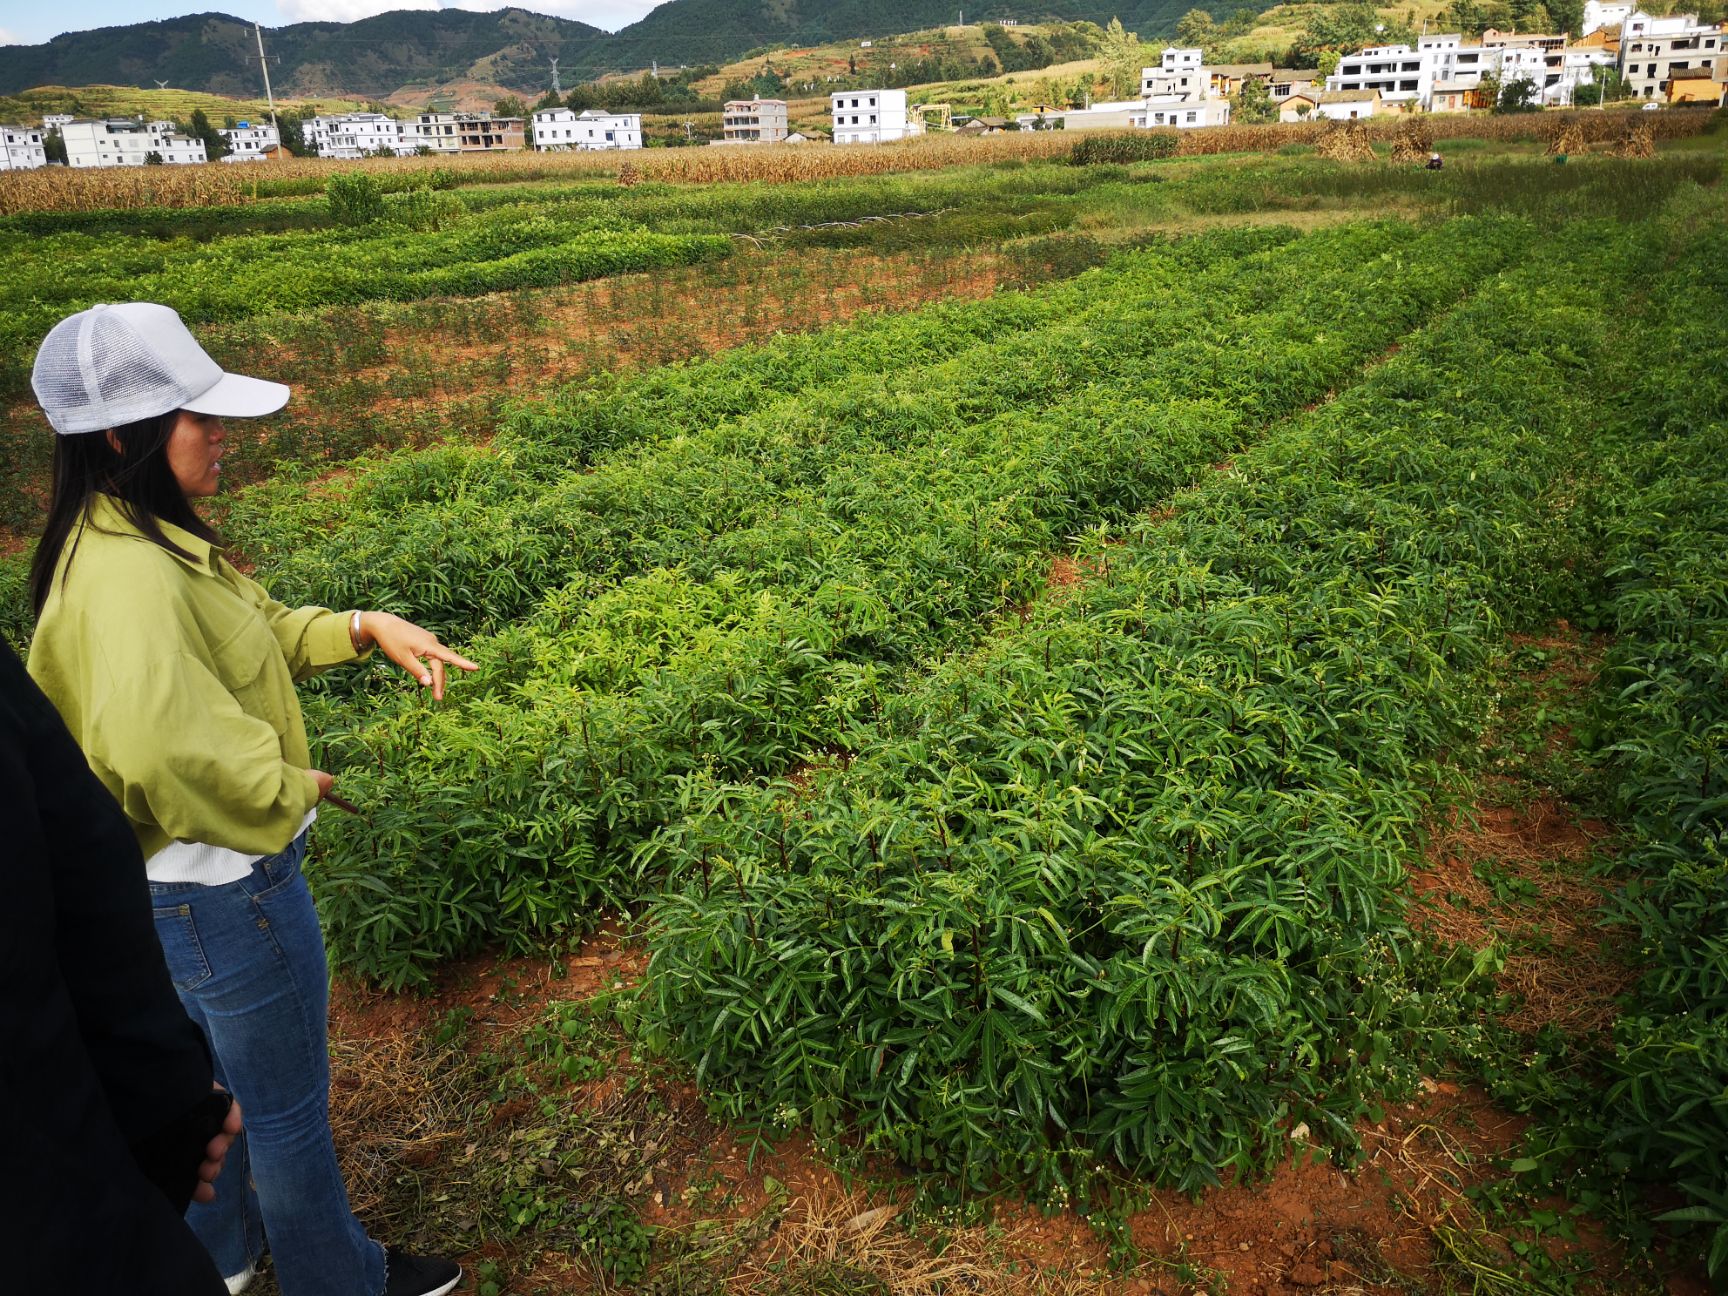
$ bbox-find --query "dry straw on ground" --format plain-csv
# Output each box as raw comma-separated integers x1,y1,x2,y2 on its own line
1316,121,1378,163
1547,122,1587,156
726,1192,1108,1295
1389,117,1436,163
1611,120,1657,158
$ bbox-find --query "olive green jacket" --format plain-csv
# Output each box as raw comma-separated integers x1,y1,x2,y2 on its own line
28,494,365,861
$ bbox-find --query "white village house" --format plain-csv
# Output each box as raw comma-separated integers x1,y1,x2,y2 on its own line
61,119,206,167
218,120,280,162
1,124,48,170
830,89,924,144
1061,47,1231,130
308,113,419,158
1326,31,1616,109
1619,15,1725,98
530,108,642,150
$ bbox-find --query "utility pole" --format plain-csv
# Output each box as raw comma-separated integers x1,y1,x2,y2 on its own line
550,57,561,94
253,23,280,151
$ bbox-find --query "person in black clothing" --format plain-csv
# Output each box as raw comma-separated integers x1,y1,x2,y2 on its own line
1,640,241,1294
1426,151,1444,170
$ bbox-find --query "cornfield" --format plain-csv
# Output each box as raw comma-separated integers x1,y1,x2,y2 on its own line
0,109,1710,215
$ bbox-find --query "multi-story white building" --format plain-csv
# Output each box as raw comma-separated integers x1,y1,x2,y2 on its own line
1143,46,1209,97
530,108,642,150
412,112,459,154
1326,31,1614,109
1,125,48,170
1116,48,1231,128
309,113,418,158
1326,37,1451,110
721,99,788,144
1620,19,1725,98
62,119,206,167
218,120,279,162
830,89,924,144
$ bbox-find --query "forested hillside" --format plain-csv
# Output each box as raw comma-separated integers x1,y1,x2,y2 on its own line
0,1,1280,98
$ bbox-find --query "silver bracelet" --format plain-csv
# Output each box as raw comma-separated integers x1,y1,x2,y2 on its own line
349,609,365,652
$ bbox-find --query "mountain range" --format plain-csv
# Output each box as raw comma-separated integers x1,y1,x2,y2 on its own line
0,3,1237,100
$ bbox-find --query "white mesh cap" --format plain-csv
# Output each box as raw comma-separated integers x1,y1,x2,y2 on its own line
32,302,289,436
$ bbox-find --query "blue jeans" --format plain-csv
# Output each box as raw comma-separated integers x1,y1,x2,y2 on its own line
150,832,387,1296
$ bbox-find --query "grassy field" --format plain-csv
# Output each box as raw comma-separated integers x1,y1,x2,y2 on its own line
7,122,1727,1294
0,82,372,126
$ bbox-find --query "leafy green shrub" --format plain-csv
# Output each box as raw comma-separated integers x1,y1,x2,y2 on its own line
326,172,386,227
386,187,464,231
1070,133,1178,165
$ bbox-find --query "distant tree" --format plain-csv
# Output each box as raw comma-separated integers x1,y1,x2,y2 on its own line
1572,63,1625,104
1446,0,1487,34
1316,49,1343,79
1294,5,1408,61
277,113,306,156
144,150,164,165
1495,75,1540,112
1478,1,1515,29
1222,7,1259,36
43,129,67,164
493,94,527,118
1100,17,1143,97
1233,74,1278,122
1175,8,1218,45
1547,0,1585,31
187,108,228,160
534,89,561,110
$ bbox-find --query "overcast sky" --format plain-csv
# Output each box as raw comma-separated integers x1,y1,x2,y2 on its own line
0,2,668,46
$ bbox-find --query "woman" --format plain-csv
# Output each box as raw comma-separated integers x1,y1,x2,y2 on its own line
26,302,475,1296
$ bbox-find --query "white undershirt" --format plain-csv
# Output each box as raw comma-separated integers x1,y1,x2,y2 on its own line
146,808,319,885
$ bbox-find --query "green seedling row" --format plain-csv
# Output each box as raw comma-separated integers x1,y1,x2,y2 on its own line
301,216,1530,988
635,218,1659,1198
1575,223,1728,1278
231,226,1301,641
0,210,728,388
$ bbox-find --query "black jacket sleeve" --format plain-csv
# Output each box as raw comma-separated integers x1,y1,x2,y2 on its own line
0,641,225,1294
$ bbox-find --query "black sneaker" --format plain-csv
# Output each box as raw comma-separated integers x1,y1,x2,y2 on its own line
383,1247,462,1296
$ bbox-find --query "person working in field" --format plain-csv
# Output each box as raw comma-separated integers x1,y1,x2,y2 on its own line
1426,151,1444,170
25,303,477,1296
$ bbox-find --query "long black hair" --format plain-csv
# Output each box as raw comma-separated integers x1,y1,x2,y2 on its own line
28,413,223,617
